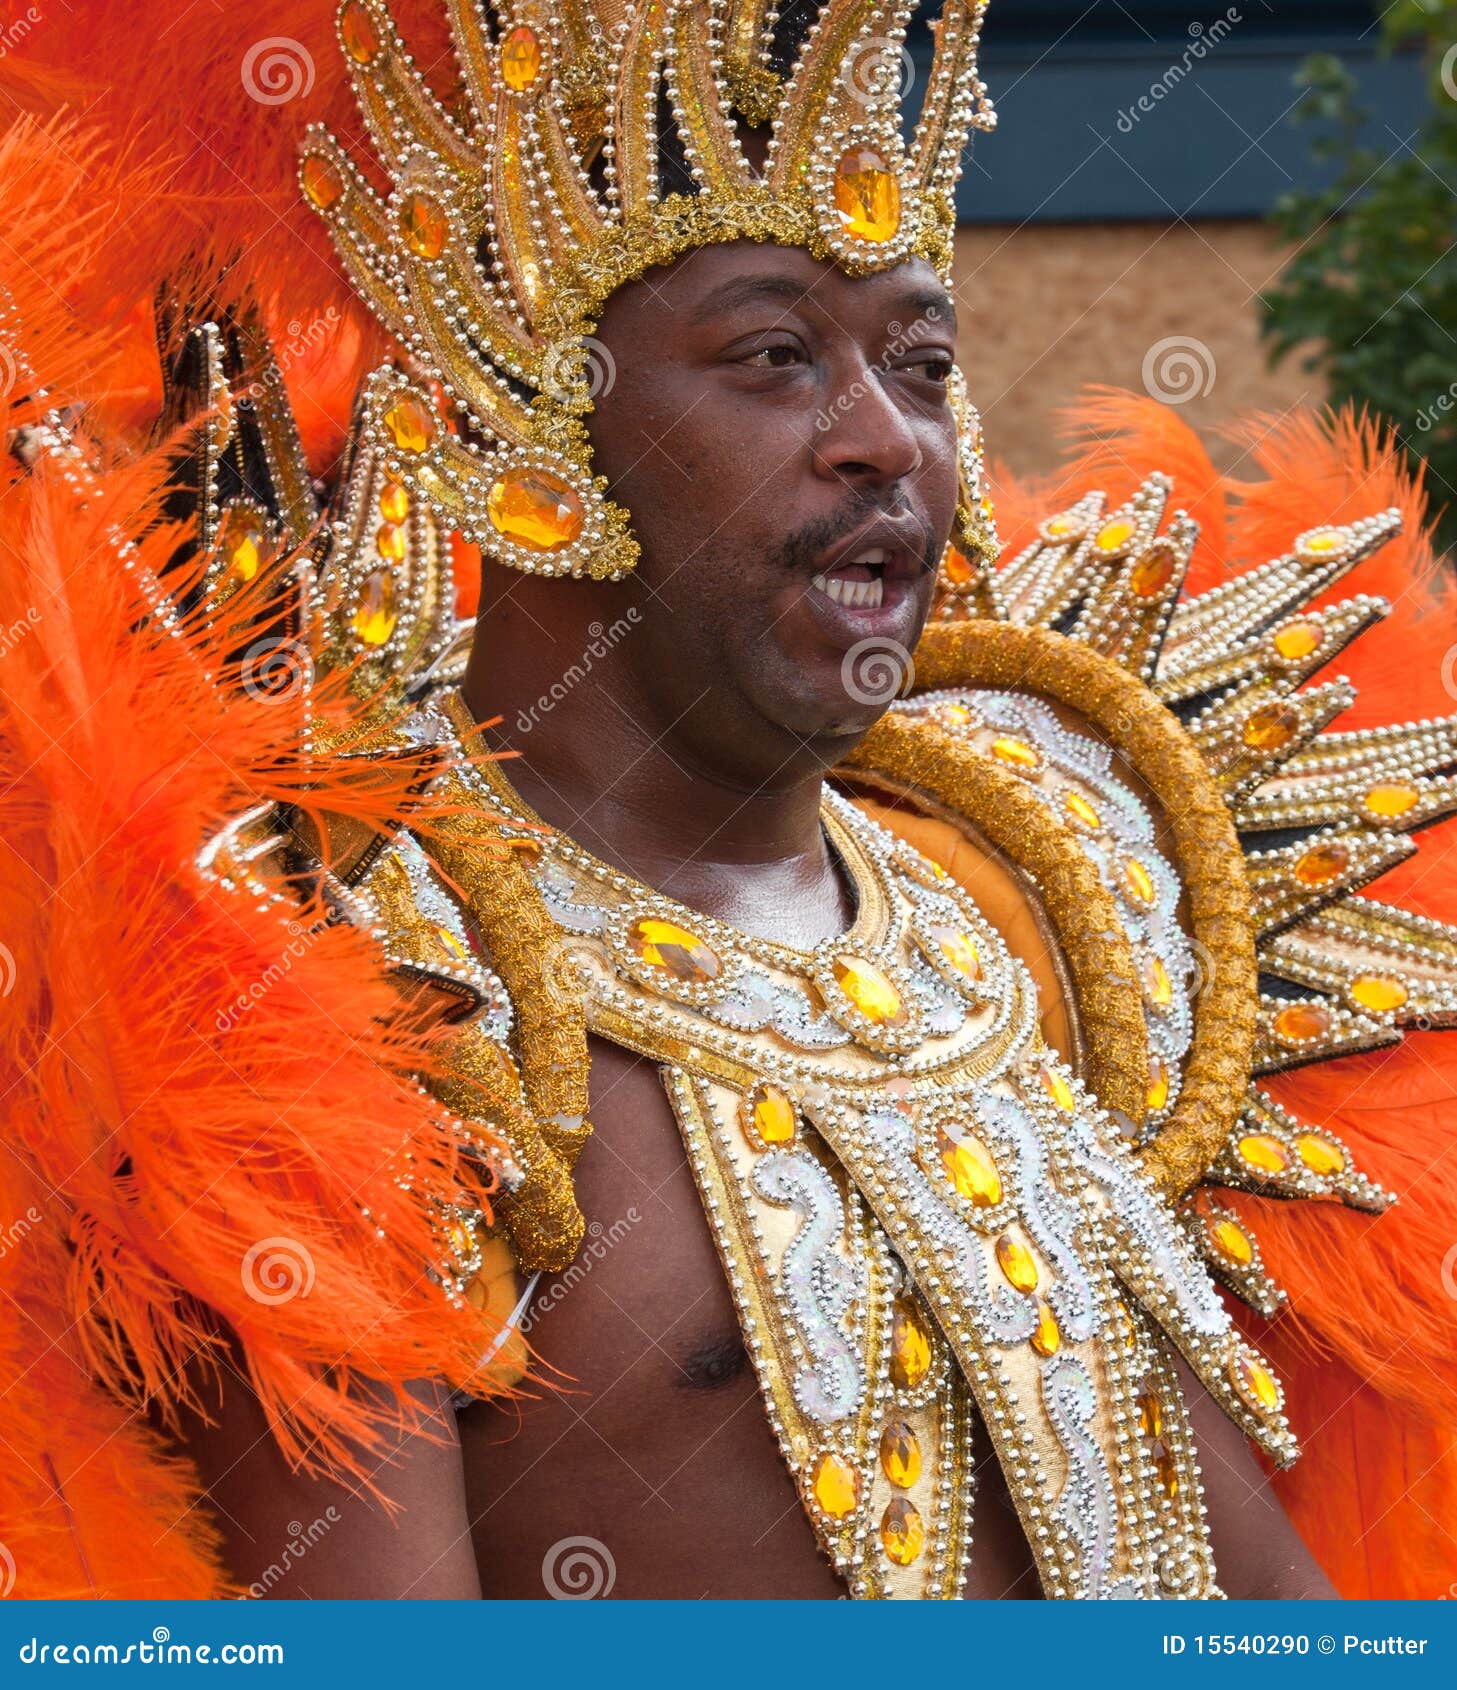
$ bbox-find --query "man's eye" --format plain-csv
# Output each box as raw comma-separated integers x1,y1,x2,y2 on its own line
904,356,953,383
743,343,805,369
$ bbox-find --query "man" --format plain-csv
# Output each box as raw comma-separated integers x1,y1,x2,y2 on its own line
4,0,1455,1602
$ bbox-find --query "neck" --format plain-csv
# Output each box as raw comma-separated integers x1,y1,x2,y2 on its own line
460,595,856,947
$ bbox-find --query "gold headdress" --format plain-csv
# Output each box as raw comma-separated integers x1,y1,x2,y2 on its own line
300,0,998,581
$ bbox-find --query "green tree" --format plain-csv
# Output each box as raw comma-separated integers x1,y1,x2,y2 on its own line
1261,1,1457,546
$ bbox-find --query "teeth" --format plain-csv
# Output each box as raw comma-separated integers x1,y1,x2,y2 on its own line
852,548,889,567
810,572,885,610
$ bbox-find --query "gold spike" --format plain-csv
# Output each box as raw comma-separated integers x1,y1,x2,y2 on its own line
1185,1200,1286,1317
995,491,1106,625
664,2,756,196
1252,991,1397,1075
1204,1085,1391,1213
1246,827,1415,938
612,0,670,215
722,0,781,124
1189,678,1355,801
1071,511,1195,683
301,130,412,336
913,0,996,194
1261,896,1457,1030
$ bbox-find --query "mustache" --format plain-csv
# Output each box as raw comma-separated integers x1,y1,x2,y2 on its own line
768,493,936,576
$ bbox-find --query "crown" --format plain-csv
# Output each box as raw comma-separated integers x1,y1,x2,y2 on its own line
300,0,998,582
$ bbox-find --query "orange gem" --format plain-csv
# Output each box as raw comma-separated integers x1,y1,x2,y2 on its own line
889,1298,932,1390
341,0,382,64
1273,618,1322,661
301,154,344,210
501,24,543,91
1040,511,1086,544
1138,1388,1163,1438
1129,544,1175,599
832,955,904,1025
1153,1441,1180,1499
1122,858,1156,906
812,1451,860,1520
1040,1064,1076,1112
1237,1133,1290,1174
942,546,975,586
880,1497,925,1565
1229,1348,1280,1412
743,1082,796,1148
1350,973,1408,1013
1242,702,1301,752
1207,1215,1254,1266
486,467,585,551
1065,791,1101,830
218,504,266,583
832,146,901,242
937,1128,1003,1207
995,1234,1038,1294
1146,1055,1170,1114
352,568,398,647
1030,1300,1061,1357
383,394,435,453
1296,1133,1346,1176
1293,840,1350,887
400,193,448,260
991,735,1039,771
1142,954,1173,1011
378,480,409,524
1272,1002,1332,1045
930,925,980,980
880,1421,922,1489
1362,782,1420,820
375,521,406,562
627,918,721,983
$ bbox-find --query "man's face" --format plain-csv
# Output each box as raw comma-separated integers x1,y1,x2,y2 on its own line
584,240,962,781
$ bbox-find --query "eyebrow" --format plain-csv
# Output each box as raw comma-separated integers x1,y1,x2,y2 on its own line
689,271,958,334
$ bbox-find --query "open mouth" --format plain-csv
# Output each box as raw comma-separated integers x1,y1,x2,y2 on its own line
809,547,896,611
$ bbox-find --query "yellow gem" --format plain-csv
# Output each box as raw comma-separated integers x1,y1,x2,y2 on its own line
879,1421,922,1489
1237,1132,1290,1174
1065,791,1101,829
995,1234,1038,1294
743,1082,796,1148
400,192,448,260
1273,618,1322,660
1146,1055,1170,1114
1296,1134,1345,1176
991,735,1039,771
937,1127,1002,1207
832,955,904,1025
1040,511,1086,543
1242,702,1301,752
1350,973,1408,1013
219,504,266,583
301,154,344,211
1129,545,1175,599
942,546,975,585
375,521,406,562
1094,516,1137,555
627,917,722,983
1040,1064,1076,1112
1142,954,1173,1010
383,394,435,453
378,480,409,524
1030,1300,1061,1357
1230,1349,1280,1412
942,703,974,726
1153,1442,1180,1499
1297,526,1345,561
889,1298,933,1390
1208,1215,1254,1266
1272,1002,1332,1045
1294,840,1350,887
501,24,543,91
1363,782,1420,820
812,1451,861,1520
352,568,398,648
1122,858,1156,906
832,145,901,242
930,925,980,980
1138,1388,1163,1438
486,467,585,552
880,1497,925,1566
340,0,382,64
435,925,468,962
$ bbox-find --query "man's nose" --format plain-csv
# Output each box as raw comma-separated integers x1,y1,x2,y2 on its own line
812,364,923,487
